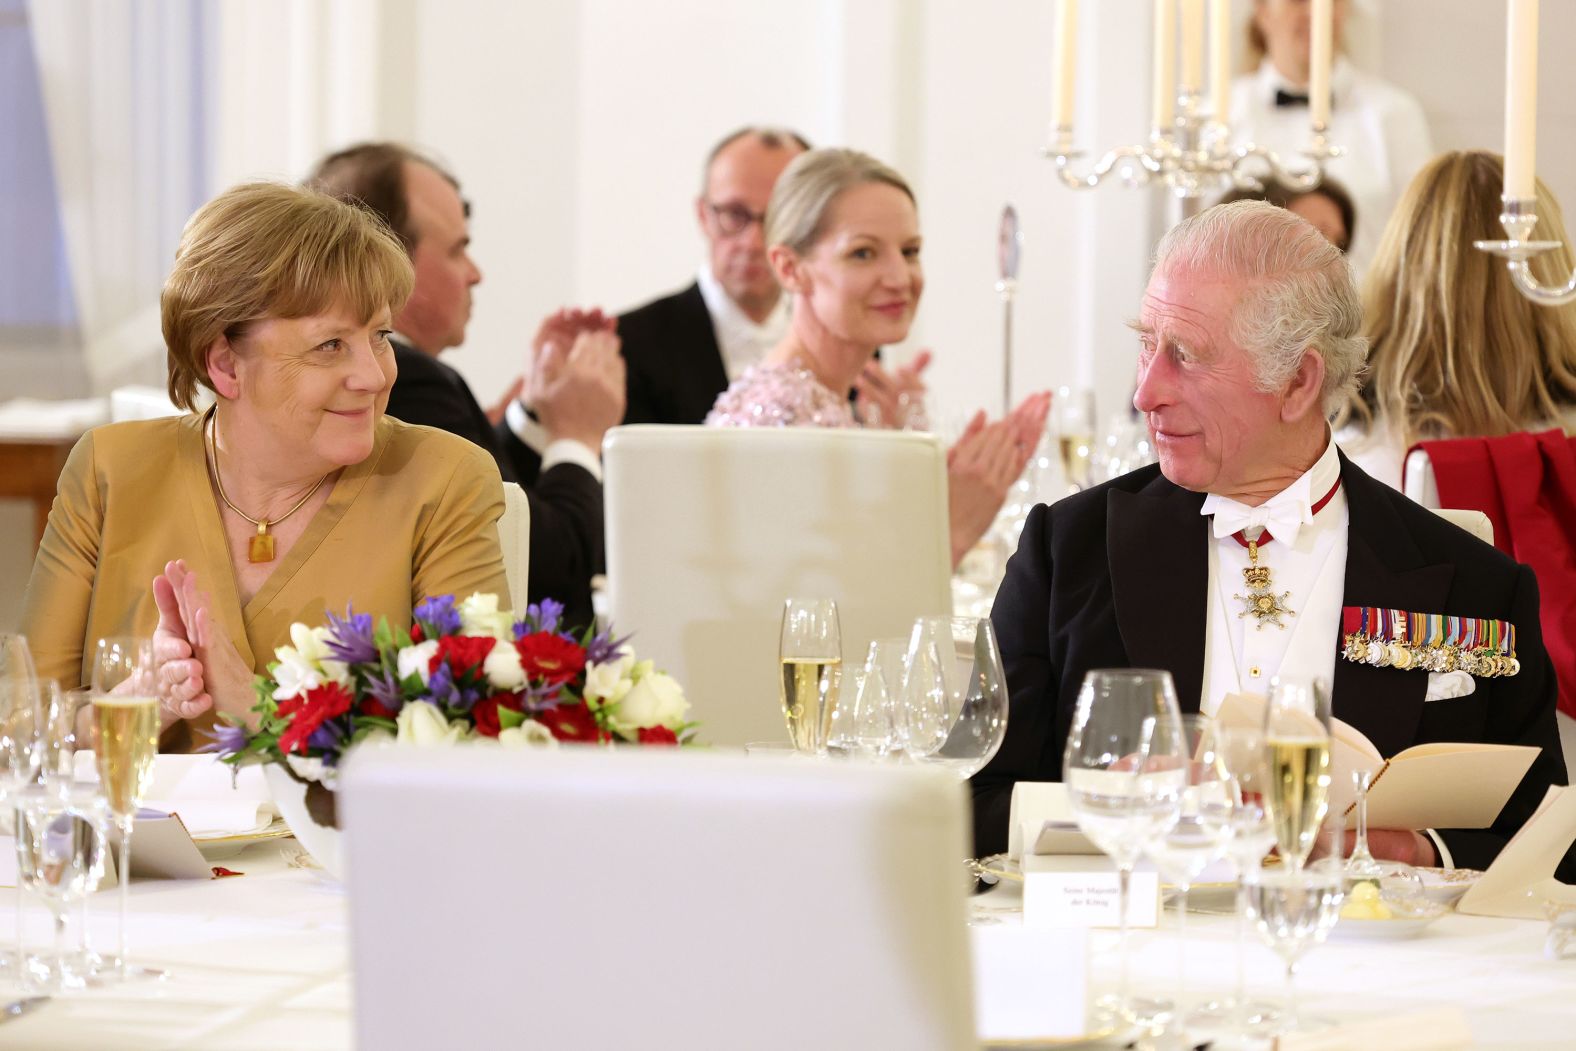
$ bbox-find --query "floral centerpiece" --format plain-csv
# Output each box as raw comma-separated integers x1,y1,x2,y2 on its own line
212,593,693,846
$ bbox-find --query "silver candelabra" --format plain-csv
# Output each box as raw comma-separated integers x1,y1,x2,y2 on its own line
1475,196,1576,307
1043,90,1339,199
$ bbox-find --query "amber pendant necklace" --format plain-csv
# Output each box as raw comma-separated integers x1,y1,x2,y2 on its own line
205,410,329,563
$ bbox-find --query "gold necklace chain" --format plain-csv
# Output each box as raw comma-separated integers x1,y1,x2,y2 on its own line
204,409,330,563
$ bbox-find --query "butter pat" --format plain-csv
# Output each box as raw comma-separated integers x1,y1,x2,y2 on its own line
1023,854,1162,928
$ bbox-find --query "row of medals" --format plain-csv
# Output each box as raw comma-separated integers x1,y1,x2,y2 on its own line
1341,632,1521,677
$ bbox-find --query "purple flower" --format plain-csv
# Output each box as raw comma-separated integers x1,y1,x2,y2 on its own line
308,719,347,761
523,598,565,636
198,721,251,756
423,663,480,712
364,667,406,715
520,679,567,713
414,594,462,638
585,627,632,667
324,606,378,665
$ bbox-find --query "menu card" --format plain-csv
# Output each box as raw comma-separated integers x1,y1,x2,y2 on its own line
1214,692,1538,830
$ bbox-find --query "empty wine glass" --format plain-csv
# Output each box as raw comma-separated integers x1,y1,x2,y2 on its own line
14,782,110,991
1142,714,1233,1024
779,599,841,755
1063,669,1185,1026
1243,861,1345,1033
89,636,163,981
1263,678,1332,871
832,638,907,759
902,617,1008,779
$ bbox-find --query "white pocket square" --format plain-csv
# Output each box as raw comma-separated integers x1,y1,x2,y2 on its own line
1424,670,1477,701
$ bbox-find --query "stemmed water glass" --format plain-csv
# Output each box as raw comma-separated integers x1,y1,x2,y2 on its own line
1062,669,1185,1026
0,633,42,981
1243,861,1345,1033
14,781,110,991
1262,678,1333,871
1141,714,1233,1026
88,636,163,981
778,599,842,755
901,617,1008,779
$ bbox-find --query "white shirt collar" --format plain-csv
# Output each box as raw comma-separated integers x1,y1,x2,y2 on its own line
1199,433,1342,547
1253,57,1355,109
696,262,791,381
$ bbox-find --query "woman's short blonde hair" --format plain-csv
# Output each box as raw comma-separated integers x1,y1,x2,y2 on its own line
1338,151,1576,447
161,182,415,410
764,148,914,256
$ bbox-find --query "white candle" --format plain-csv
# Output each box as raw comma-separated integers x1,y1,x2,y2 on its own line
1053,0,1080,130
1309,0,1333,128
1209,0,1231,123
1180,0,1205,94
1153,0,1176,132
1506,0,1539,200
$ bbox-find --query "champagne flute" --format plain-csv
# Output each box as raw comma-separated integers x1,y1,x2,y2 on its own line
1142,714,1233,1024
1062,669,1185,1026
1262,678,1332,871
1052,386,1097,492
778,600,841,755
903,617,1009,779
89,636,162,981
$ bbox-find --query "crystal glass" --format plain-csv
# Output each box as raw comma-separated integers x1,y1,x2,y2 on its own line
1262,678,1332,870
14,782,110,991
1052,386,1098,491
830,638,907,760
778,599,841,755
0,645,41,983
1142,714,1233,1023
1062,669,1185,1025
902,617,1008,779
89,636,162,981
1243,862,1345,1032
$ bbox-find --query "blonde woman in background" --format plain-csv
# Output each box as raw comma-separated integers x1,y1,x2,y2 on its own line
1335,150,1576,489
706,148,1051,569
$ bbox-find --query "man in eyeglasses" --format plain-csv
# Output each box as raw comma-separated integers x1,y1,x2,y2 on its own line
617,127,809,425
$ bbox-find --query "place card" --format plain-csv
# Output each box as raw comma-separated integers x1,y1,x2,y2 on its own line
971,924,1089,1041
1022,854,1161,928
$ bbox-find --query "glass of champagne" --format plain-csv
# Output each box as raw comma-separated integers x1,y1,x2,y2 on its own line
1262,678,1332,871
902,617,1009,779
1053,386,1097,492
1062,669,1186,1026
89,636,162,981
778,600,841,755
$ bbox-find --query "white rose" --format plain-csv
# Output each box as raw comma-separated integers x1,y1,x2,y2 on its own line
271,647,324,701
319,658,353,689
395,701,469,746
498,720,558,749
583,653,635,706
290,623,334,663
458,592,514,641
285,753,337,789
483,643,526,691
613,671,689,731
396,639,440,686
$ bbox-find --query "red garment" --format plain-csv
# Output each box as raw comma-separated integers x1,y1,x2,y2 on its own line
1410,430,1576,718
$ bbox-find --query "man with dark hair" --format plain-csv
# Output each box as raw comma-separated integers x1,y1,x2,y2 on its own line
309,142,621,630
617,127,809,425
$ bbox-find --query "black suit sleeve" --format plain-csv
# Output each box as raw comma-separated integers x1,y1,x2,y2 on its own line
494,418,545,488
974,501,1060,858
521,462,604,634
1437,564,1575,880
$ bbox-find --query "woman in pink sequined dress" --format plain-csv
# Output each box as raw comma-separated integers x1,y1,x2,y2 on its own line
707,148,1051,567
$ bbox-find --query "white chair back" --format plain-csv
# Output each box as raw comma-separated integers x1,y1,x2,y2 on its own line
496,481,530,611
341,746,976,1051
603,425,953,748
1406,448,1495,545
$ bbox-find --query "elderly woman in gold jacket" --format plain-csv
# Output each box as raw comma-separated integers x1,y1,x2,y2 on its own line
21,183,510,751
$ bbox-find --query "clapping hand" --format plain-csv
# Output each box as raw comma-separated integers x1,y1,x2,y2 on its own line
154,559,259,729
943,391,1052,568
528,310,627,452
855,349,932,429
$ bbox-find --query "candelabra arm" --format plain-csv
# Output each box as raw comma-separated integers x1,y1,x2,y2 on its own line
1507,260,1576,307
1475,196,1576,307
1043,141,1163,190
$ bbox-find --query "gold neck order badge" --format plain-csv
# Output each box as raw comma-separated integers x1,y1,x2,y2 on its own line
1233,535,1295,630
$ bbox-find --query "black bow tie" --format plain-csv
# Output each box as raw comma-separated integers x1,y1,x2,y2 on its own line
1275,89,1310,108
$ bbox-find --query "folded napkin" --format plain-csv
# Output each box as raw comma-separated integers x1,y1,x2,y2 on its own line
0,397,108,438
1274,1008,1471,1050
73,752,277,837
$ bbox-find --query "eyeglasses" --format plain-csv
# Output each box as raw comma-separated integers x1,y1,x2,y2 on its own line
706,201,766,236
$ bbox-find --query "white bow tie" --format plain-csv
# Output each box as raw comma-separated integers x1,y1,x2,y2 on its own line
1203,491,1313,548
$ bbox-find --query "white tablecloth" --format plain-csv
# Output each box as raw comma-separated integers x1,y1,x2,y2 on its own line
1,843,1570,1048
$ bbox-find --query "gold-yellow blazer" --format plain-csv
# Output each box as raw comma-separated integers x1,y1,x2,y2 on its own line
20,412,512,751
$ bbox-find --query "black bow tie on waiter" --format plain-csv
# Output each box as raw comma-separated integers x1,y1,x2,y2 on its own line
1275,88,1310,107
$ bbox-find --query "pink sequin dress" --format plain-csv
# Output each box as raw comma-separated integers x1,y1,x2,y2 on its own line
705,364,857,429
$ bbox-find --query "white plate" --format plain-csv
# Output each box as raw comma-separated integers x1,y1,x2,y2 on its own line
1416,866,1483,906
984,1021,1144,1048
191,818,294,860
1329,910,1445,940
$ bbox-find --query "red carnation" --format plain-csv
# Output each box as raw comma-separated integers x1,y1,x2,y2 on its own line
409,622,425,643
515,632,587,686
359,698,397,720
637,726,678,746
536,701,609,743
431,634,497,680
277,682,355,755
